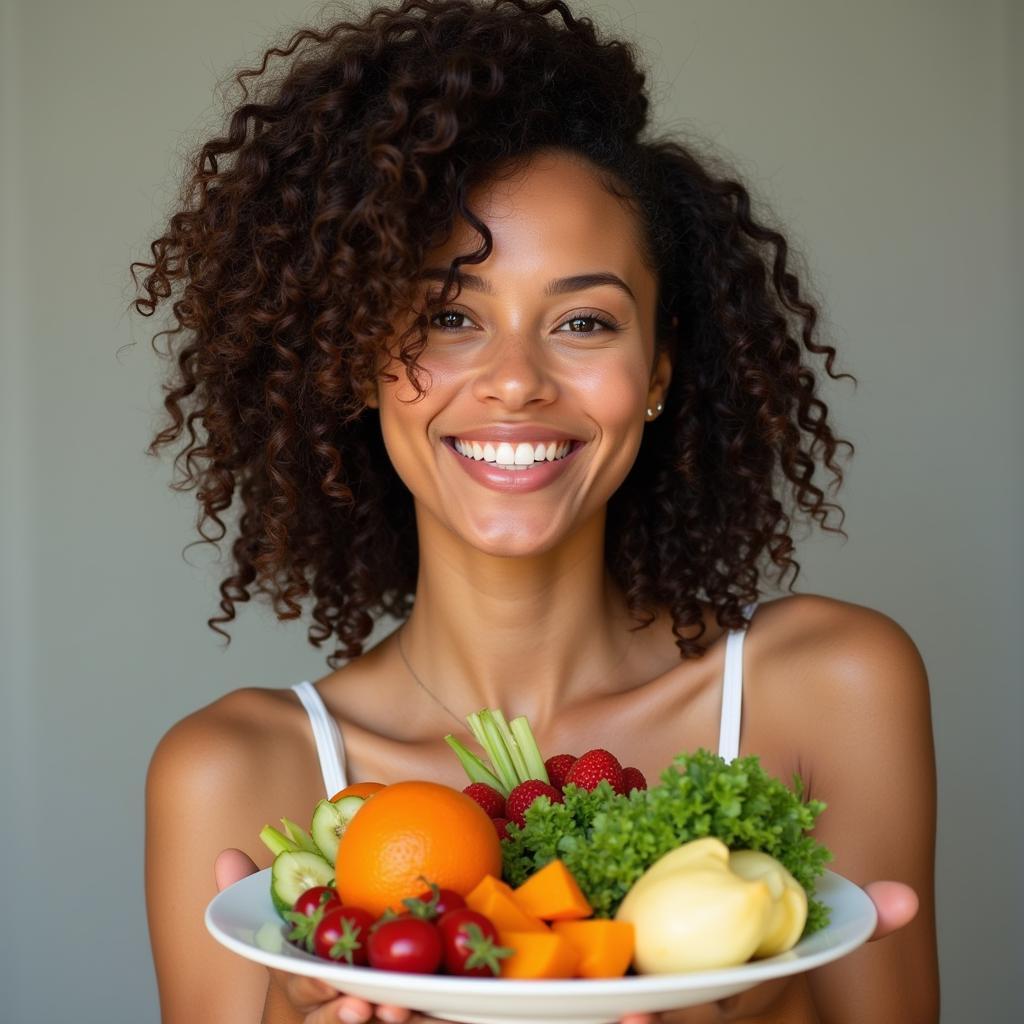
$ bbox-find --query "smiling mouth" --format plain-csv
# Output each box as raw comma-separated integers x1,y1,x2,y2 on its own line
442,437,583,470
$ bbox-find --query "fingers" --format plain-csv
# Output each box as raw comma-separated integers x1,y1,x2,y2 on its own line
280,973,411,1024
375,1007,413,1022
618,1015,658,1024
282,975,374,1022
279,974,346,1015
214,847,258,891
318,994,404,1023
864,880,919,941
331,1003,410,1023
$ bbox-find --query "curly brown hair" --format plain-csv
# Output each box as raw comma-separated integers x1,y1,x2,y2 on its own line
131,0,853,667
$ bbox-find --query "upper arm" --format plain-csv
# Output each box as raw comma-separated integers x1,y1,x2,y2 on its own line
145,696,274,1024
794,601,939,1023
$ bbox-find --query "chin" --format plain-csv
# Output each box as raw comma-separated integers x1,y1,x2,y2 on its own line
459,515,566,558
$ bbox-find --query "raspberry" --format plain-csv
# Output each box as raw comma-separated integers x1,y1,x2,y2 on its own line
505,780,564,828
621,766,648,794
491,816,510,841
564,748,624,793
462,783,506,819
544,753,578,791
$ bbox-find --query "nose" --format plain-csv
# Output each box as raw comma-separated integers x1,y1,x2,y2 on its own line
469,331,559,410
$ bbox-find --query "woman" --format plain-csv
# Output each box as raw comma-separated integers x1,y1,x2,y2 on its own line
136,1,938,1021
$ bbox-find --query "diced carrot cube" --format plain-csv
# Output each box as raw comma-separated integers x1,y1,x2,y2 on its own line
465,875,548,933
551,919,635,978
512,858,593,921
498,929,580,979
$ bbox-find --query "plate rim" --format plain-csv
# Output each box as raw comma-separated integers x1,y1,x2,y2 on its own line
205,867,877,996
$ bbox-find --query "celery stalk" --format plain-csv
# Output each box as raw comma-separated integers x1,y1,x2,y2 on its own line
445,734,509,796
259,824,299,857
280,817,320,855
510,715,550,783
480,712,519,792
490,708,530,782
466,711,489,751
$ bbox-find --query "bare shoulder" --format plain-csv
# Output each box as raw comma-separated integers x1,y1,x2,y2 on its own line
749,592,929,707
149,686,299,784
146,685,323,864
741,593,934,803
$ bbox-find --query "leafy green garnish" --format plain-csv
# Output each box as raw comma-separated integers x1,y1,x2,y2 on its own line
501,749,833,934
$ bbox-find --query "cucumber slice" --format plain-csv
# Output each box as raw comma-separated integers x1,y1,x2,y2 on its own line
310,795,365,864
270,850,334,918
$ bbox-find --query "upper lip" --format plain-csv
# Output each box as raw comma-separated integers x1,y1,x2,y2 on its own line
444,425,584,444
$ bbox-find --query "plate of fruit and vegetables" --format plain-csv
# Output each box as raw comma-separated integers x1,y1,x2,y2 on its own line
206,710,877,1024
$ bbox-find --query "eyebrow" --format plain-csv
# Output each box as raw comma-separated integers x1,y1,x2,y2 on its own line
416,268,636,304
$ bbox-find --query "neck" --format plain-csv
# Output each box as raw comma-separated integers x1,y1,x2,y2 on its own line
395,503,641,735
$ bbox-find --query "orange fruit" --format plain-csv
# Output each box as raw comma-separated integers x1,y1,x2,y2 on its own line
329,781,385,802
335,780,503,917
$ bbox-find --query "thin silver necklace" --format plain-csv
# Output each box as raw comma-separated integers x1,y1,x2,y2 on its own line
396,624,467,731
395,620,637,730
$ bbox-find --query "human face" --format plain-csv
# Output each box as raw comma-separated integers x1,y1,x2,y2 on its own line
371,150,671,557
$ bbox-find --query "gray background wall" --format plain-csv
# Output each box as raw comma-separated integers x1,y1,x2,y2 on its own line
2,1,1020,1021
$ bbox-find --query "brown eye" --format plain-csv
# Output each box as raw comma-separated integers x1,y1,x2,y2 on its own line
430,308,473,331
558,311,622,334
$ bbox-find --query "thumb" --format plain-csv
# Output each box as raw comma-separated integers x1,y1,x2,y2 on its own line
215,847,259,892
864,880,919,941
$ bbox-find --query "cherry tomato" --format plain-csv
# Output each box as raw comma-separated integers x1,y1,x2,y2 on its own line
405,884,467,920
437,908,514,977
285,886,344,952
293,885,340,918
367,917,443,974
313,906,375,964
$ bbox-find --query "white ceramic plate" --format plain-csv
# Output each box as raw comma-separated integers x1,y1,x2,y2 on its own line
206,869,876,1024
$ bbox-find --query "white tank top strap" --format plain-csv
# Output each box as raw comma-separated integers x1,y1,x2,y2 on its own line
291,681,349,797
717,601,759,763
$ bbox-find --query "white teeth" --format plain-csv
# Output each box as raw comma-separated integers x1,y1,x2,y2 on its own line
451,437,574,468
496,442,516,465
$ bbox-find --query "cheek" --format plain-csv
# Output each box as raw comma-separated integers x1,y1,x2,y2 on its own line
575,356,651,492
373,364,456,486
575,354,650,428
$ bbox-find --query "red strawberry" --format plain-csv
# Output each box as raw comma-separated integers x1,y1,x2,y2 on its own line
505,780,564,828
463,782,506,818
564,748,624,793
544,753,578,791
621,766,648,793
491,816,510,840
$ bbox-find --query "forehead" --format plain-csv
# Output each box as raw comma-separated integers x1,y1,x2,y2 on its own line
426,150,649,280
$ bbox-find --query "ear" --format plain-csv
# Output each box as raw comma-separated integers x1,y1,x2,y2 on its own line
646,344,673,412
362,380,380,410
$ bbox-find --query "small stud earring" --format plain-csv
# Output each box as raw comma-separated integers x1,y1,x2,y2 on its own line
645,401,664,422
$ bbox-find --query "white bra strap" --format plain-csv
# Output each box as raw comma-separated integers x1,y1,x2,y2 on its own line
291,681,348,797
717,602,759,763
